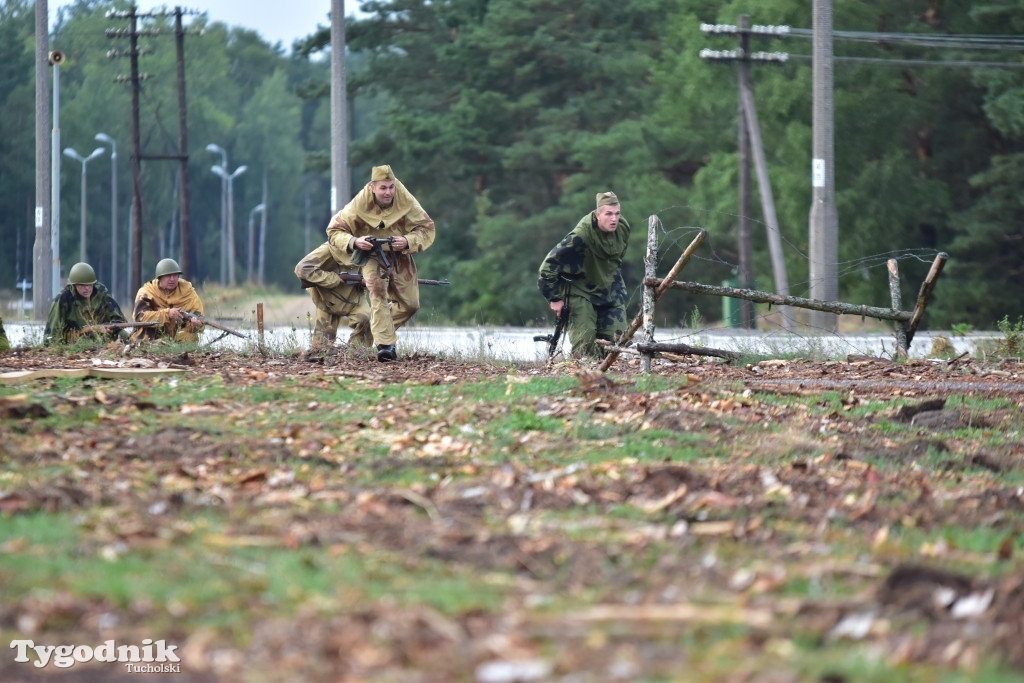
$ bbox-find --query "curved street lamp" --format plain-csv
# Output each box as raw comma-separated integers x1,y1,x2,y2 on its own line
206,144,228,285
94,133,118,299
63,146,106,266
211,163,247,286
247,203,266,283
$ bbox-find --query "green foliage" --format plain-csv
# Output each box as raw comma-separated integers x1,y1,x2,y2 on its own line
3,0,1024,329
995,314,1024,357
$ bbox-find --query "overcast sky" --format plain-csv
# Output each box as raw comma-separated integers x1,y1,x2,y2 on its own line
53,1,366,51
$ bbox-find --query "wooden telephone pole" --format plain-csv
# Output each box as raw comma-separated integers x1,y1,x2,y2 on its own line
701,19,793,330
106,7,197,294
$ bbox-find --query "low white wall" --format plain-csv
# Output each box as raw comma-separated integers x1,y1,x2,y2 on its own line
1,322,1005,362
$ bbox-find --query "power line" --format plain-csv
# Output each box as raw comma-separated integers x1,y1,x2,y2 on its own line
787,54,1024,69
787,28,1024,51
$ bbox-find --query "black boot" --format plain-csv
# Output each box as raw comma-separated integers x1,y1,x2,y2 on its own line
376,344,397,362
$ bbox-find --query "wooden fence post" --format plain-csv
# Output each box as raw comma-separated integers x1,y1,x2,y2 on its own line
640,215,659,372
887,259,907,356
599,229,707,372
905,252,948,347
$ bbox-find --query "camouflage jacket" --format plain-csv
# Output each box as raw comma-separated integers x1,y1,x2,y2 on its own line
131,279,204,343
537,212,631,303
44,283,127,345
295,242,362,291
325,181,435,261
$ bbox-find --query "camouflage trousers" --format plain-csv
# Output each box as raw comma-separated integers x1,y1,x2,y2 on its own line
565,291,628,358
308,283,372,350
362,253,420,346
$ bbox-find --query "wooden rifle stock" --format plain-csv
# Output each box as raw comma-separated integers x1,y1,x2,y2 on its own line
182,312,247,339
336,272,451,286
80,321,159,333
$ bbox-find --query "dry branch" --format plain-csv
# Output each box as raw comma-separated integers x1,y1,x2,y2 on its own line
597,339,739,361
646,278,912,322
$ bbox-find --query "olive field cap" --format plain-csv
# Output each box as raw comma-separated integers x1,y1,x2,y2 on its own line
596,191,619,208
155,258,183,278
68,262,97,285
371,165,395,181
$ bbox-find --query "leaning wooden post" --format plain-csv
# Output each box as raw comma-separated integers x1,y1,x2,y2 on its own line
887,259,908,357
256,302,266,355
640,215,659,373
599,228,707,372
905,252,948,348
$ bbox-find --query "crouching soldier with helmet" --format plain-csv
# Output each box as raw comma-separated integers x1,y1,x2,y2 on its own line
44,262,128,345
131,258,205,343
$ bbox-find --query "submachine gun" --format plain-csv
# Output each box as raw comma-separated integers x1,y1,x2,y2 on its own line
534,276,572,359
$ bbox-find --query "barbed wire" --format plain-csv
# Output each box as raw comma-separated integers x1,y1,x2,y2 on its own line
619,205,946,351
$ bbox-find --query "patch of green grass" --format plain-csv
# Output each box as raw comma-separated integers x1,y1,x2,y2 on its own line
0,511,510,634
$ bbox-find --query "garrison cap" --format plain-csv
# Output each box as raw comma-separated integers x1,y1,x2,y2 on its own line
371,165,396,181
596,191,619,208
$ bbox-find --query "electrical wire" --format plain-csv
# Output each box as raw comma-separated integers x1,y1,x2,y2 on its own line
786,27,1024,52
786,53,1024,69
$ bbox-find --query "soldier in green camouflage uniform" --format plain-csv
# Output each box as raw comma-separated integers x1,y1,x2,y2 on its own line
537,192,631,358
0,314,9,351
295,242,373,352
44,262,128,345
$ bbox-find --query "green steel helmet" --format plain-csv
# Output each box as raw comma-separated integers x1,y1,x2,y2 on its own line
68,262,97,285
155,258,183,278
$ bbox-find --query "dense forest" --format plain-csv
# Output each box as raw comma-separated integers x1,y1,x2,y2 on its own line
2,0,1022,329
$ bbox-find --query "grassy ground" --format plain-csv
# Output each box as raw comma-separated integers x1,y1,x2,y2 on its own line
1,345,1023,681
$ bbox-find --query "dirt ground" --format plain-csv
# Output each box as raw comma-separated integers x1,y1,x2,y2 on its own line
2,346,1024,681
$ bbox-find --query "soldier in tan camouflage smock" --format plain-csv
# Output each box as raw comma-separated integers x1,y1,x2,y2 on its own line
294,242,373,352
131,258,205,343
326,165,435,361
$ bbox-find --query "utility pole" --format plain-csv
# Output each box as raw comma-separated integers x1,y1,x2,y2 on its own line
33,0,53,319
736,15,753,329
174,8,192,277
259,168,268,284
50,50,64,298
106,7,197,293
330,0,349,212
808,0,839,332
701,21,792,330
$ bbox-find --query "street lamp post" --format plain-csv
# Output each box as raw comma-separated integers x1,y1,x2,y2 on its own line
63,146,106,266
247,203,265,283
206,144,228,286
211,163,247,287
94,133,118,299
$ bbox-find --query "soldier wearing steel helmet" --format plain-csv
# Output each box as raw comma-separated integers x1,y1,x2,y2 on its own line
131,258,205,343
43,262,128,345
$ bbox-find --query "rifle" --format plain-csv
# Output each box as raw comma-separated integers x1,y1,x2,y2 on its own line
534,277,572,358
366,236,397,270
336,272,451,287
80,321,160,334
181,312,247,339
